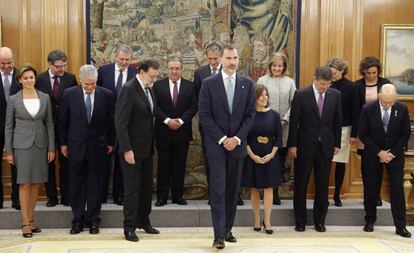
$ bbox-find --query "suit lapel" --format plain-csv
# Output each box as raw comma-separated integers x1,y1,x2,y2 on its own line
164,79,174,108
77,86,88,123
216,73,231,114
308,87,320,119
16,92,34,118
134,78,152,113
232,74,244,113
373,101,385,133
33,92,45,120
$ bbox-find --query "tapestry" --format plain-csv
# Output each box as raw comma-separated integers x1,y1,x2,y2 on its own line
89,0,298,200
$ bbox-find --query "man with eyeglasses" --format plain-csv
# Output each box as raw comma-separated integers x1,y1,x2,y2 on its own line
35,49,77,207
0,47,22,210
97,44,137,206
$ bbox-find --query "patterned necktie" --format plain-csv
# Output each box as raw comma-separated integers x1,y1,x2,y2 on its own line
226,76,234,113
3,73,11,102
383,108,390,132
172,81,178,108
211,68,217,76
144,87,153,113
318,92,324,117
85,93,92,123
53,76,59,102
116,70,123,95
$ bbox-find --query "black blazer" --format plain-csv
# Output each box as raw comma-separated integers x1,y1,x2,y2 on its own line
351,76,391,137
358,100,410,167
35,70,78,124
287,85,342,159
0,68,21,146
193,64,222,102
153,77,197,145
115,77,156,159
58,85,115,162
97,63,137,96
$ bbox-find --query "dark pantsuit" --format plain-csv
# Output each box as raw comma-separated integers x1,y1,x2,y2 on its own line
360,150,383,204
157,143,189,201
45,152,69,203
363,155,406,228
294,143,331,226
122,157,153,231
69,155,104,227
209,156,243,238
102,145,124,202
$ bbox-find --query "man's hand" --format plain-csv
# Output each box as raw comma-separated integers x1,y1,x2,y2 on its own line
124,150,135,165
107,146,113,154
61,145,68,157
223,137,238,151
377,149,395,163
167,119,181,130
333,147,340,155
288,147,297,159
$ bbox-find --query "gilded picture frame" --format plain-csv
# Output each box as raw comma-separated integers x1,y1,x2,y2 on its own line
381,24,414,100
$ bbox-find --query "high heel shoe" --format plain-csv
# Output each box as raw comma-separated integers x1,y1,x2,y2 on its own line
262,220,273,234
22,224,33,238
29,220,41,233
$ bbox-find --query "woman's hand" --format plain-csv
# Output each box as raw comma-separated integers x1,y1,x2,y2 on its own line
48,151,56,163
261,153,274,163
5,154,14,165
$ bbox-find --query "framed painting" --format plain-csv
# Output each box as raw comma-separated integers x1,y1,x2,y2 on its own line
381,24,414,99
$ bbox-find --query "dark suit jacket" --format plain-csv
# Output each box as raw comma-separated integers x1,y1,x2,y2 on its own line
153,77,197,146
35,70,77,141
193,64,222,102
287,85,342,159
58,86,115,162
115,77,156,159
351,76,391,137
358,100,410,167
97,63,137,96
0,69,21,146
198,72,256,159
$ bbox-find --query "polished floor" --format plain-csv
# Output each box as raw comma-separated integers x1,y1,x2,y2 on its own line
0,226,413,252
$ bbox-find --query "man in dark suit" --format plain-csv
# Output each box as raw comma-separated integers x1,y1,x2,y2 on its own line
198,45,255,249
288,66,342,233
115,59,160,242
35,49,77,207
59,65,115,235
0,47,21,210
97,44,137,206
359,84,411,238
153,57,197,206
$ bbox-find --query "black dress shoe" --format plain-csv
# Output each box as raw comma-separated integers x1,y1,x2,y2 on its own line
207,200,210,205
0,203,3,209
314,224,326,232
46,200,58,207
295,224,305,232
224,231,237,243
396,227,411,238
114,198,124,206
237,199,244,206
70,226,83,234
376,199,383,206
12,202,21,210
363,223,374,232
273,197,281,205
212,237,225,249
139,225,160,234
89,225,100,234
155,200,167,207
124,230,139,242
333,196,342,207
172,199,187,205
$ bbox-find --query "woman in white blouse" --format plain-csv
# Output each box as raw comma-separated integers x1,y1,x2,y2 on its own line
5,64,55,238
257,52,296,205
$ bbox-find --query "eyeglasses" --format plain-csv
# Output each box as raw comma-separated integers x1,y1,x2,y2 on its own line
52,63,68,69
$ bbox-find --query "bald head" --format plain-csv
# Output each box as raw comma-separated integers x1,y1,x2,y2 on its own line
0,47,15,74
379,83,397,109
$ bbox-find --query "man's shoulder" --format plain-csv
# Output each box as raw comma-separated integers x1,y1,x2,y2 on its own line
98,63,115,73
181,78,194,86
96,85,113,95
195,64,210,73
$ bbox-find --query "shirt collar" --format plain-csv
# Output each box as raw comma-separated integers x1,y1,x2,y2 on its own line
312,83,325,95
1,69,14,77
82,88,95,96
115,64,124,73
169,79,181,84
221,70,236,80
211,64,221,71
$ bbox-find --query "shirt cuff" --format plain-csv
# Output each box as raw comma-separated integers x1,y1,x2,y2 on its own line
178,118,184,125
218,136,227,145
234,136,241,145
164,117,171,125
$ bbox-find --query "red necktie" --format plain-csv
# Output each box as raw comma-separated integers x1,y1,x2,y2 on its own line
172,81,178,108
53,76,59,102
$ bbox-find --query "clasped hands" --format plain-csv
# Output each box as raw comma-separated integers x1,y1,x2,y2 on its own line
251,153,274,164
377,149,395,163
223,137,238,151
167,118,182,130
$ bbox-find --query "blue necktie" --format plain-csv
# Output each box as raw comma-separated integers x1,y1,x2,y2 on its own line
383,108,390,132
3,73,11,102
226,76,234,113
85,93,92,123
115,70,123,95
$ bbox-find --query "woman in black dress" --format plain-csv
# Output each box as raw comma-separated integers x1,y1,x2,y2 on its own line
241,84,282,234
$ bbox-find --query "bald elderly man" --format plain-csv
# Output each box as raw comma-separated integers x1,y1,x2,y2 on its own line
358,84,411,238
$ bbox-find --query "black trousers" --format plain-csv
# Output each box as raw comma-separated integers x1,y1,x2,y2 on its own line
122,155,153,232
199,125,211,197
69,155,104,227
208,155,243,238
156,142,189,201
44,152,69,203
102,145,124,202
362,154,406,228
359,149,383,202
294,145,331,226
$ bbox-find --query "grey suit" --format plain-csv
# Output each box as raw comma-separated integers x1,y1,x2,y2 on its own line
5,90,55,184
